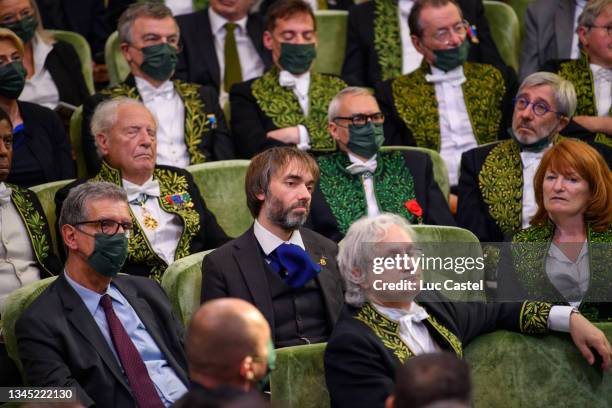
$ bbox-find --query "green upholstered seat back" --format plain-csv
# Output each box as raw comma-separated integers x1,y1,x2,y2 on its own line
161,250,213,326
30,179,75,257
187,160,253,238
312,11,348,76
69,105,88,179
270,342,329,408
0,277,58,380
507,0,535,45
466,323,612,406
49,30,94,95
381,146,450,200
105,31,130,87
483,1,520,73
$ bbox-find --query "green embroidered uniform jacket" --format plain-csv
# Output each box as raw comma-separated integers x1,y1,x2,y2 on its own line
229,68,347,158
6,184,61,278
375,62,514,150
497,224,612,321
81,75,233,176
325,295,553,408
54,163,229,281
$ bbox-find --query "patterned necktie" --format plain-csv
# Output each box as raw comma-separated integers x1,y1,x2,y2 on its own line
224,22,243,92
267,243,321,288
99,295,165,408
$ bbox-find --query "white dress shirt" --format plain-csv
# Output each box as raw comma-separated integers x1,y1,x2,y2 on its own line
278,70,312,150
209,7,266,106
427,65,478,187
520,147,549,228
165,0,193,16
135,77,190,168
589,64,612,117
570,0,587,59
123,177,184,265
345,153,380,217
0,183,40,308
398,0,423,75
19,34,60,109
253,219,306,256
546,242,589,308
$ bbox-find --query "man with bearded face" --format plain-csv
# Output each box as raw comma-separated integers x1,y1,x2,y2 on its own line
456,72,612,242
306,87,455,242
229,0,348,158
81,1,233,176
201,147,344,348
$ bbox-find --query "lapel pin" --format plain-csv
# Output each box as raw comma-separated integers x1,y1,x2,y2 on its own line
319,256,327,266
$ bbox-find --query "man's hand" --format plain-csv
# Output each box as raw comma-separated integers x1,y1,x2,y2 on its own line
572,116,612,135
569,312,612,370
267,126,300,144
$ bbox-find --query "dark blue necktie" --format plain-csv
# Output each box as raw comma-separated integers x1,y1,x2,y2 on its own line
267,243,321,288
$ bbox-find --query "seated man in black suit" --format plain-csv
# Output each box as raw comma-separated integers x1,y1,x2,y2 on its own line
57,98,229,281
457,72,611,242
230,0,347,158
341,0,508,88
16,181,189,407
307,87,455,242
201,147,344,348
324,213,612,408
82,1,233,176
175,0,272,105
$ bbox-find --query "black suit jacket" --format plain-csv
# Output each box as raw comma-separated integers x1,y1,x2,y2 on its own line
15,273,189,408
47,40,91,106
307,151,456,242
259,0,354,14
80,75,233,176
201,226,344,344
175,9,272,92
341,0,510,88
6,101,75,187
325,295,546,408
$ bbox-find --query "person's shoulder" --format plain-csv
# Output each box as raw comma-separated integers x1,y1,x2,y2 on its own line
301,227,338,251
466,140,507,160
17,100,56,118
175,8,209,28
50,39,79,57
154,164,191,178
231,77,259,95
17,278,63,323
206,228,254,258
348,0,375,17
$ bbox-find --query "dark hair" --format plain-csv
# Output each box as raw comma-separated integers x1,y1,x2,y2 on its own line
245,147,319,218
264,0,316,33
393,352,472,408
0,108,12,129
408,0,462,38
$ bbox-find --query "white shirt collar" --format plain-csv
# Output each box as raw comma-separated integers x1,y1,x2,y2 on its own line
134,75,175,102
253,219,305,256
371,301,429,322
208,7,248,36
348,152,377,166
122,175,154,189
32,34,53,74
278,70,311,97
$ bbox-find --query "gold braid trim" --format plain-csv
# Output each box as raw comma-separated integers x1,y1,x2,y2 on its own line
373,0,402,81
392,62,503,151
251,68,346,152
426,314,463,357
478,141,523,235
519,301,551,333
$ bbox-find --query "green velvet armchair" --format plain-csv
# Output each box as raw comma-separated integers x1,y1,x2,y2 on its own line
312,11,349,76
482,0,521,73
69,105,88,179
104,31,130,87
49,30,94,95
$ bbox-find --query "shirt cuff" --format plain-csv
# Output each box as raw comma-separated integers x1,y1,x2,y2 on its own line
296,125,311,151
547,305,573,333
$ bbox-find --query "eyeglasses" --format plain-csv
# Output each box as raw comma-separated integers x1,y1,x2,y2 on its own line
333,112,385,127
0,8,34,25
431,20,469,44
74,219,134,238
513,96,562,117
586,24,612,36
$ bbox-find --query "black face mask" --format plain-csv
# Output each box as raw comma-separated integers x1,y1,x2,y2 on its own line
0,61,27,99
2,15,38,44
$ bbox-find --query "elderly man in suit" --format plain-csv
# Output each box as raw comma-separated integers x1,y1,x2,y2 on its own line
16,181,189,407
175,0,272,106
201,147,344,348
82,1,233,176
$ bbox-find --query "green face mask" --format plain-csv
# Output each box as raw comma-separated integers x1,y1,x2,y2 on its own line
508,127,552,153
0,61,26,99
347,122,385,159
279,42,317,75
433,39,470,72
139,43,178,82
3,15,38,44
87,233,129,277
256,340,276,391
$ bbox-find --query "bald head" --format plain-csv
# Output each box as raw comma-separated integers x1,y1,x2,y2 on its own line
187,298,271,388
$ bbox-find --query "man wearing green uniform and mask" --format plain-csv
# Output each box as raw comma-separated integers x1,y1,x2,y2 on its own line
307,87,455,242
16,181,190,407
229,0,347,158
81,1,233,176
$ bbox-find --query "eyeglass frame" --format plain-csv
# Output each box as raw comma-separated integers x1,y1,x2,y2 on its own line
429,20,470,44
584,24,612,36
512,96,564,117
333,112,385,128
73,219,134,238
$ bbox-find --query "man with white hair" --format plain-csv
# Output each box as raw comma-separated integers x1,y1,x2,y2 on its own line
324,213,612,408
56,98,229,281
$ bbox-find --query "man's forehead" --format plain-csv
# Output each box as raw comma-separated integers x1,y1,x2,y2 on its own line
134,16,178,34
275,13,315,32
340,94,379,115
86,198,130,218
420,3,462,28
274,159,313,180
115,105,156,128
519,84,555,104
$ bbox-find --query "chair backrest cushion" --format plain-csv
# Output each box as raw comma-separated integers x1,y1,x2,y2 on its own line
483,0,520,73
312,11,348,76
104,31,130,86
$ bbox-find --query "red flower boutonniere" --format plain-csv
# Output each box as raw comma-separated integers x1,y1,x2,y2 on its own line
404,199,423,224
